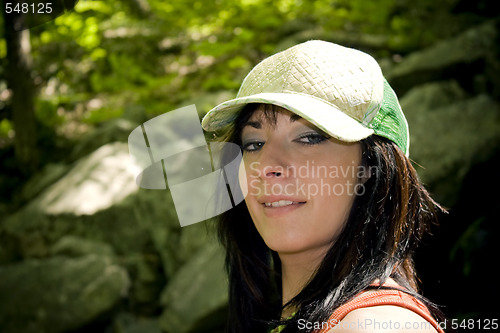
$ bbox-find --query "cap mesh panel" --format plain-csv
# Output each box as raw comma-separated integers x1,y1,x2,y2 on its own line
370,79,409,156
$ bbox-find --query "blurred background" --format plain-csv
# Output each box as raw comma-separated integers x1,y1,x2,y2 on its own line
1,0,499,332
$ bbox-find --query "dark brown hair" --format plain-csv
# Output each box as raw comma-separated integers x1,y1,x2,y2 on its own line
216,104,446,333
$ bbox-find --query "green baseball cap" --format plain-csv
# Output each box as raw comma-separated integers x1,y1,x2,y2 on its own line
201,40,409,156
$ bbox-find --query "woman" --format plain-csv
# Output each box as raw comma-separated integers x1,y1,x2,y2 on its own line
201,41,446,333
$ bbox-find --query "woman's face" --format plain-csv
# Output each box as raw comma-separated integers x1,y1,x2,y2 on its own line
240,106,362,255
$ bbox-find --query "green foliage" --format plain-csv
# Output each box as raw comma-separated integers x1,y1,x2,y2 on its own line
0,0,493,172
0,0,493,163
2,0,479,143
35,99,64,127
0,119,13,138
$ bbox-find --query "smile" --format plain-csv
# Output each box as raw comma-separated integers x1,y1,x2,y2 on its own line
263,200,305,208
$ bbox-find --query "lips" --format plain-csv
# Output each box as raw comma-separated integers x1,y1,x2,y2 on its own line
264,200,303,207
256,196,306,218
258,196,307,208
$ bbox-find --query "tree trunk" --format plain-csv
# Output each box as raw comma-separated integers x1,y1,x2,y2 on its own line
4,11,38,174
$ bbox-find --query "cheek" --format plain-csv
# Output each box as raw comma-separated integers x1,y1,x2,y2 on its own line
311,191,354,238
303,167,359,233
238,160,249,196
239,159,260,191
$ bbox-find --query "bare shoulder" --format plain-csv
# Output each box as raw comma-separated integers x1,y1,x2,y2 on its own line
327,305,438,333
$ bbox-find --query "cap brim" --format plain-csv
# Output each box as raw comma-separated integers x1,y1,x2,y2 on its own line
201,92,374,142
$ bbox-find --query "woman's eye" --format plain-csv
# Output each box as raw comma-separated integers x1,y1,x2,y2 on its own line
296,132,329,145
241,140,265,152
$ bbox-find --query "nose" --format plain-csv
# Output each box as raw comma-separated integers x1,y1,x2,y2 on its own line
252,140,292,180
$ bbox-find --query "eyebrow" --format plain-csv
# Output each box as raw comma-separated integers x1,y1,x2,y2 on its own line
242,114,302,129
243,121,261,129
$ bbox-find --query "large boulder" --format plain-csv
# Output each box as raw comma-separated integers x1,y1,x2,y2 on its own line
112,312,162,333
50,235,116,258
0,254,130,333
0,140,226,331
401,82,500,205
160,239,228,333
386,19,500,97
388,19,500,318
386,19,500,206
0,142,157,261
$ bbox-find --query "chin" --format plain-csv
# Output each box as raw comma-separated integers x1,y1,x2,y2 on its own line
263,233,317,254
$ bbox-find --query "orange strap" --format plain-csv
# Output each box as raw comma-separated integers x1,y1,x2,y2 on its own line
317,288,444,333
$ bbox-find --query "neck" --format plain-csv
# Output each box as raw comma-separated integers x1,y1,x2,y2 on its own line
279,247,328,317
